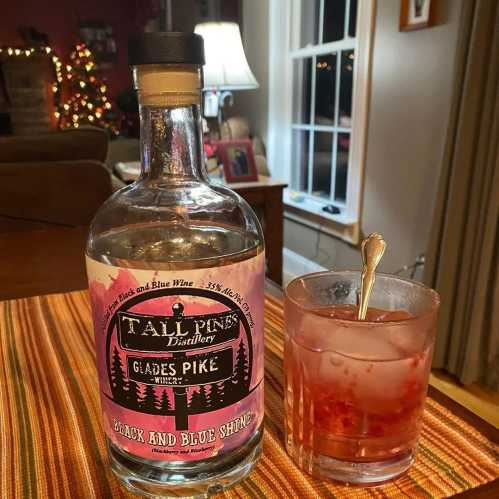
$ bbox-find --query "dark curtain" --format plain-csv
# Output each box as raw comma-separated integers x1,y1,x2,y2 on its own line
424,0,499,389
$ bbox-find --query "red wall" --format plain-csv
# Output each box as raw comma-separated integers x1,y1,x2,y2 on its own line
1,0,148,99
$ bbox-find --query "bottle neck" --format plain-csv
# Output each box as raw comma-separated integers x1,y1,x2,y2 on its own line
139,103,207,183
134,64,206,184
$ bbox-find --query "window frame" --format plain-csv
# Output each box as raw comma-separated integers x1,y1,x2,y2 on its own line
267,0,375,244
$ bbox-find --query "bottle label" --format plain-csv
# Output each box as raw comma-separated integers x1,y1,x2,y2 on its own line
86,252,265,461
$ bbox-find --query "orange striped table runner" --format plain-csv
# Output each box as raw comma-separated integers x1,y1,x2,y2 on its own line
0,291,498,498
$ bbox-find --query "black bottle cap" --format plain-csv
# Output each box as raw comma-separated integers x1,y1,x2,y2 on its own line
128,32,205,66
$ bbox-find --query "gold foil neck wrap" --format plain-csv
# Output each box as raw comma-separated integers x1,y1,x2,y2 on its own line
134,65,201,106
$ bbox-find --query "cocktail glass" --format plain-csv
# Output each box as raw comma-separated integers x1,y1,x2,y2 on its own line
284,271,440,484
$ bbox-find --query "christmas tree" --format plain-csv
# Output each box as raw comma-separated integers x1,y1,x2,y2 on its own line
59,43,118,135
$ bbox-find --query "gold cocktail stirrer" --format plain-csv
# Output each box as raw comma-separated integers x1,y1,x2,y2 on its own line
358,233,387,320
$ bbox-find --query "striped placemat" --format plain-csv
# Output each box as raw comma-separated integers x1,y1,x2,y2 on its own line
0,291,498,498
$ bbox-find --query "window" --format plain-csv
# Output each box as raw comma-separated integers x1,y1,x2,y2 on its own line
267,0,374,242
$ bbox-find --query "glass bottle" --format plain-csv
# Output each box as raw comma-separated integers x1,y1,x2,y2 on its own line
85,32,264,497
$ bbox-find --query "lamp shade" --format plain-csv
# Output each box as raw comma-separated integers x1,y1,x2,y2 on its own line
194,22,259,91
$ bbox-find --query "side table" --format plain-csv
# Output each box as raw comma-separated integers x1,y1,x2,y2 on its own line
227,176,287,285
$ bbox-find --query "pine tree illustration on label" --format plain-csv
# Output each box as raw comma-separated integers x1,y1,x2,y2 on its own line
106,289,253,430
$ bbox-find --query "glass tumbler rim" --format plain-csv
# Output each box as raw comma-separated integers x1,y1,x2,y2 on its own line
285,269,440,327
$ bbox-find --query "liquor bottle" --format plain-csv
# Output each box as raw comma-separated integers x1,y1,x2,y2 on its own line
85,32,264,497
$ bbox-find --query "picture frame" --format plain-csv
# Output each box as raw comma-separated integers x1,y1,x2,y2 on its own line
400,0,436,31
79,21,117,67
217,139,258,183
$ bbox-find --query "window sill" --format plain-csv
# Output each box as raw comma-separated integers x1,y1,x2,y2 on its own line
284,191,356,224
283,191,360,245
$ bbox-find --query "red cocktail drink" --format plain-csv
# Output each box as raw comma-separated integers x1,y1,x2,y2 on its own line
284,272,439,484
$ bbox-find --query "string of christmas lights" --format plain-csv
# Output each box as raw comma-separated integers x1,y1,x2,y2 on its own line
0,45,63,125
1,42,119,135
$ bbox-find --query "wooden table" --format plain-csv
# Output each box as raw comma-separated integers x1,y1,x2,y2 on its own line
426,387,499,498
115,163,287,285
0,288,497,498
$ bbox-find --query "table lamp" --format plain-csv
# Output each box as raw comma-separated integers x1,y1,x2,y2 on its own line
194,22,259,124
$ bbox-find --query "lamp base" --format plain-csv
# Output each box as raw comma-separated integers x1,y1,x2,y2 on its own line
203,90,235,138
216,90,234,125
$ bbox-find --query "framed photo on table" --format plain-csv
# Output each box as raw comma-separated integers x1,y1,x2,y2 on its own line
400,0,436,31
217,139,258,183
